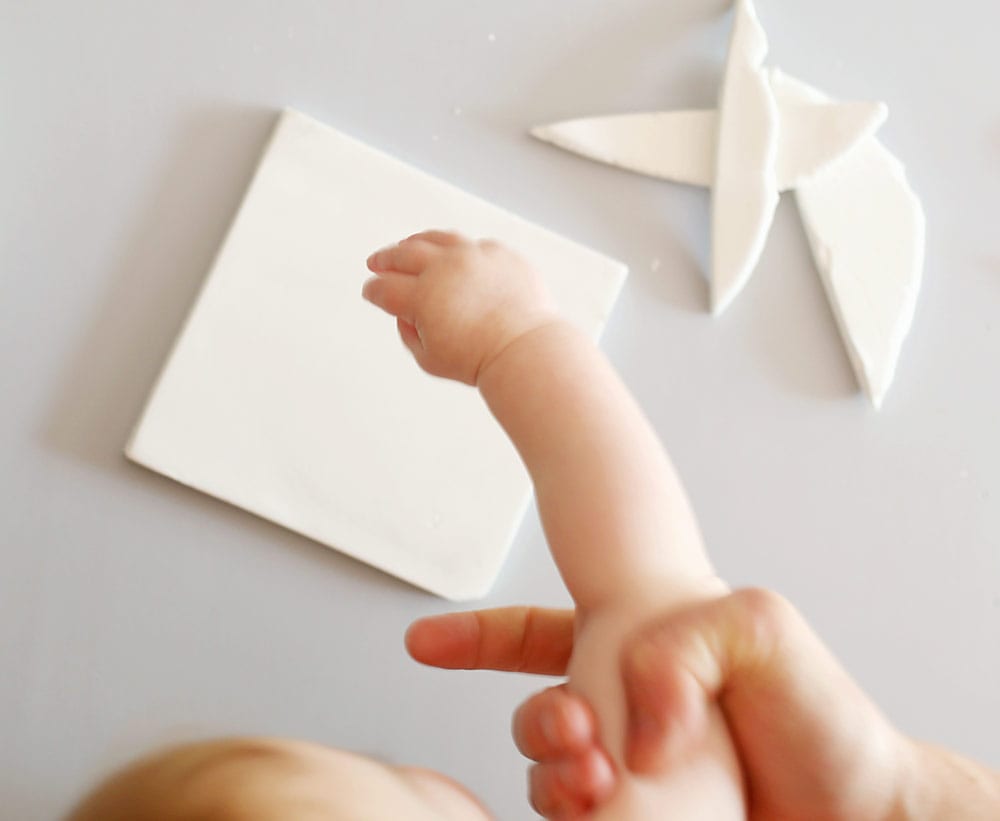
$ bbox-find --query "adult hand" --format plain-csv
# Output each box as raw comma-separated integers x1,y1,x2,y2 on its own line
406,590,914,820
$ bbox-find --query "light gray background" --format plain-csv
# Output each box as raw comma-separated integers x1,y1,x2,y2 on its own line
2,1,998,818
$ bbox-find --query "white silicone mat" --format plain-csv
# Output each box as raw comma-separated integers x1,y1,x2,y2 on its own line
127,109,627,600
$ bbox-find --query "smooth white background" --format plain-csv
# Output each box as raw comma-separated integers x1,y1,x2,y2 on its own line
2,2,997,818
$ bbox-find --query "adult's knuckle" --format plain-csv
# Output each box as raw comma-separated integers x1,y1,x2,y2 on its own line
732,587,795,645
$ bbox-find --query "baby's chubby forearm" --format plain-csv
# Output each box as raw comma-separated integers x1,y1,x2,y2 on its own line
477,319,720,610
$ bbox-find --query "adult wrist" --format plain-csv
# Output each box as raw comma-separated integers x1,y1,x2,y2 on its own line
889,739,1000,821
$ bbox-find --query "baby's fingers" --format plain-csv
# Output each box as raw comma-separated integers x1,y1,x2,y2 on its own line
406,229,465,247
362,273,417,322
367,237,439,275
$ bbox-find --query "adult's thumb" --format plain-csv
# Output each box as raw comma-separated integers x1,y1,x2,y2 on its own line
621,587,814,774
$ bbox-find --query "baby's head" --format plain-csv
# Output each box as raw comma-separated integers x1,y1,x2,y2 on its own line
69,737,490,820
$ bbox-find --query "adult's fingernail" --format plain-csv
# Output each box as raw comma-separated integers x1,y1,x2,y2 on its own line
589,752,615,796
562,702,590,746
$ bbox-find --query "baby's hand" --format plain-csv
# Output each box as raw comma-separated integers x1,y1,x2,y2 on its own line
363,230,557,385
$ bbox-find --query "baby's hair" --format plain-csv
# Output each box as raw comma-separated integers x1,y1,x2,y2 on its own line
68,739,319,821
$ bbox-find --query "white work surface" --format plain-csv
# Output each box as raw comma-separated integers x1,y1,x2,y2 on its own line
2,1,998,818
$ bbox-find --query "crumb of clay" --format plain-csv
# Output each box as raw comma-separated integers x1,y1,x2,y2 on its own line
650,258,662,272
452,106,463,117
487,33,497,42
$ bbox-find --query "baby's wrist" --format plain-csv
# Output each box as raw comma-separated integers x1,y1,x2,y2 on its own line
475,314,578,387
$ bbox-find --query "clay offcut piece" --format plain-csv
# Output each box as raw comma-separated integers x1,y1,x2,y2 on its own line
773,71,925,409
128,110,627,601
531,97,885,194
710,0,780,316
531,0,923,407
531,110,717,188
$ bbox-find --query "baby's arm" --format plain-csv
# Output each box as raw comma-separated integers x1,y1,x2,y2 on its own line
479,320,722,609
366,232,744,818
364,232,718,611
